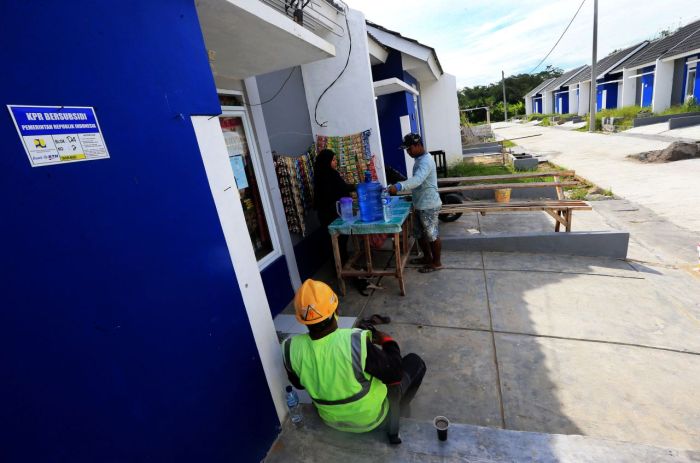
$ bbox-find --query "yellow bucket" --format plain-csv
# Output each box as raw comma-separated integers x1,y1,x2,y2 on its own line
494,188,512,203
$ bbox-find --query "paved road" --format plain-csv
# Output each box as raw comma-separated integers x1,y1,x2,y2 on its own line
494,122,700,233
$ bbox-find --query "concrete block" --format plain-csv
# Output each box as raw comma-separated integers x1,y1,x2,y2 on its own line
632,111,700,127
668,114,700,129
509,154,539,170
442,231,629,259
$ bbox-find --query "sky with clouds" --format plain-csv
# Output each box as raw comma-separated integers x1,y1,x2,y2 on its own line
343,0,699,88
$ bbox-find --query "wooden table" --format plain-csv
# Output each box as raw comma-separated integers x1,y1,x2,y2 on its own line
328,197,414,296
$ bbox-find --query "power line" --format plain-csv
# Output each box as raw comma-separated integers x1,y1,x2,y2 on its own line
530,0,587,73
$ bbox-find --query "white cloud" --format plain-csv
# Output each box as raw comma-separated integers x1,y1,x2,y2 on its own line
344,0,699,87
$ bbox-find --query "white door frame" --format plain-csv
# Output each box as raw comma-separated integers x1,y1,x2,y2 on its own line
218,105,282,271
242,77,302,290
191,115,288,423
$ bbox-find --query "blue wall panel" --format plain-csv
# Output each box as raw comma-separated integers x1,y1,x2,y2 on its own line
0,2,280,462
372,51,410,176
261,256,295,316
556,92,569,114
641,66,655,107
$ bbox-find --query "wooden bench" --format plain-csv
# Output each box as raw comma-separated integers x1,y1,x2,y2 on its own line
436,170,591,232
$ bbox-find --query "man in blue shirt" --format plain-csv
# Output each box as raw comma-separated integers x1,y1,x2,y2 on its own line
388,133,443,273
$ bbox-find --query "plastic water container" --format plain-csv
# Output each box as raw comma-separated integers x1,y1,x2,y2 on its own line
357,172,383,222
285,385,303,426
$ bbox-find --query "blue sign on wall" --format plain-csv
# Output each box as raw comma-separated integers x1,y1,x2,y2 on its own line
8,105,110,167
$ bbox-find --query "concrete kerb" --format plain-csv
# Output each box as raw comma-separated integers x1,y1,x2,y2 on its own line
442,231,629,259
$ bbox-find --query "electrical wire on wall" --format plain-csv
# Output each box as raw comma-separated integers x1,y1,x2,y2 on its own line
313,1,352,127
245,66,298,107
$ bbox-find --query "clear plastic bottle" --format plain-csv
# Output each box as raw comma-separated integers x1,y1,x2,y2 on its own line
285,385,303,426
382,188,391,222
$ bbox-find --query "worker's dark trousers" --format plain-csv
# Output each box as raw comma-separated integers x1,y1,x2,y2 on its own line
399,353,426,408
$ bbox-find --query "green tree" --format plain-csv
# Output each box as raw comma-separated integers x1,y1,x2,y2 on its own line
458,66,563,123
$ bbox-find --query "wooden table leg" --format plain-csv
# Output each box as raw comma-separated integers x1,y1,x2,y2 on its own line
363,235,373,272
394,232,405,296
565,209,572,232
331,232,346,296
555,211,562,232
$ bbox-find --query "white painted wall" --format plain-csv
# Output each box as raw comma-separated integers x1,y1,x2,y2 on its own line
191,115,287,424
300,8,386,184
652,58,674,113
543,90,554,114
568,87,578,114
525,97,532,115
400,115,414,176
621,69,636,107
578,81,590,116
420,72,462,165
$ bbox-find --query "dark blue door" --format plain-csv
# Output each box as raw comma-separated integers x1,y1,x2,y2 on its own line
641,73,654,107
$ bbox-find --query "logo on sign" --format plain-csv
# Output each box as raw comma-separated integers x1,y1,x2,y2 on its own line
33,138,47,148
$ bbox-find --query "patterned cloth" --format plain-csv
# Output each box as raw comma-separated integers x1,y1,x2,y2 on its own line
413,207,440,242
327,197,412,235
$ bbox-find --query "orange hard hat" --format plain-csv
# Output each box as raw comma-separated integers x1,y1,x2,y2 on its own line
294,279,338,325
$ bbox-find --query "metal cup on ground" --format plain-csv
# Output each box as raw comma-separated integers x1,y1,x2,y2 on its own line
433,416,450,441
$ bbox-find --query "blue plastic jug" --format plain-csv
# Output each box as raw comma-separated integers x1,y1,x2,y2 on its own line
356,171,383,222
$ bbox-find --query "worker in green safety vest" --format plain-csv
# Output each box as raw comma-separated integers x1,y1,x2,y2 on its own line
281,279,426,443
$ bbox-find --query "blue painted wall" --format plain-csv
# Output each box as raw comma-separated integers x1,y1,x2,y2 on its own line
261,256,295,316
683,56,700,101
0,2,280,462
403,72,422,138
596,82,618,110
556,92,569,114
641,66,655,107
373,50,411,176
532,97,542,114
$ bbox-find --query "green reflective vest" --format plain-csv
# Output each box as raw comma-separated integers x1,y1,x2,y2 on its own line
282,328,388,433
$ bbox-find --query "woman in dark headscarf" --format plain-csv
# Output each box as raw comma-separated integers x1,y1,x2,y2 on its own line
313,149,355,262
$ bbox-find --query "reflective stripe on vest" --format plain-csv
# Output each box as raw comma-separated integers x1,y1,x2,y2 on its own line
313,330,370,405
323,396,388,433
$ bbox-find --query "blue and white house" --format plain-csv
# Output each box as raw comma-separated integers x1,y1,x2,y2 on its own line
540,66,588,115
366,22,462,174
524,19,700,116
614,19,700,111
524,78,555,115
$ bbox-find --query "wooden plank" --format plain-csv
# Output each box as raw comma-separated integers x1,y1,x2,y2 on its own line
394,232,405,296
553,175,564,200
437,170,575,185
438,181,578,194
440,204,592,214
440,201,591,210
544,208,568,226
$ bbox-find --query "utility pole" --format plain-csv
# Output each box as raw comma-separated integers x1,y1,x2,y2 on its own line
501,70,508,122
588,0,598,132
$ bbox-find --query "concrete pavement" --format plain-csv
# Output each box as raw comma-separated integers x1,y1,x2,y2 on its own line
494,122,700,233
272,246,700,457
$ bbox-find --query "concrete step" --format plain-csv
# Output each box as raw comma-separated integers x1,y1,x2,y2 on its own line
265,406,700,462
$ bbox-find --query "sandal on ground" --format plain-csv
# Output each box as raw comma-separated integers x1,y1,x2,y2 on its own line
409,257,431,265
418,265,443,274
